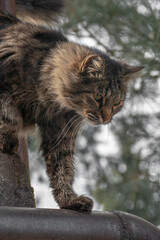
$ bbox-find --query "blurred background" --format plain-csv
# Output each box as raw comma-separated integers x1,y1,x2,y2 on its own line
28,0,160,226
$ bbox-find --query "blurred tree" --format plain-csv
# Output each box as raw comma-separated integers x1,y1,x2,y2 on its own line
60,0,160,225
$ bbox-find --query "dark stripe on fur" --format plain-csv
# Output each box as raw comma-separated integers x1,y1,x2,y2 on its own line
0,11,19,29
16,0,64,13
16,0,64,25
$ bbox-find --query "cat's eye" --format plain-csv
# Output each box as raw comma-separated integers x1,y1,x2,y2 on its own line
93,93,102,101
114,101,121,106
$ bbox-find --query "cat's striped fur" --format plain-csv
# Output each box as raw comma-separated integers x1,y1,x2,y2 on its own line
0,1,143,212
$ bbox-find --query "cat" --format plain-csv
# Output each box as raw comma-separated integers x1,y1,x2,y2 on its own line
0,0,144,212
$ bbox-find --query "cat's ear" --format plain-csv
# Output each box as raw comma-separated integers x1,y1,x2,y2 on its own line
80,55,105,77
122,63,144,82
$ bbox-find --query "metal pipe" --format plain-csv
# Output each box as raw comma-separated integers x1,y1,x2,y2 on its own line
0,207,160,240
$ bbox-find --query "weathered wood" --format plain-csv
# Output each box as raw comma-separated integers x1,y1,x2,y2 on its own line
0,151,35,207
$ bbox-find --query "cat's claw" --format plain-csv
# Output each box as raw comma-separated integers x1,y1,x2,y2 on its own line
62,196,93,212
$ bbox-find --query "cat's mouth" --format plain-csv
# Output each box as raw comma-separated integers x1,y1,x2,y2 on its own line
85,112,101,125
85,112,112,125
103,118,112,125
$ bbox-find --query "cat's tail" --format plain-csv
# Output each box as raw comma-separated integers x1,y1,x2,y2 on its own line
16,0,64,26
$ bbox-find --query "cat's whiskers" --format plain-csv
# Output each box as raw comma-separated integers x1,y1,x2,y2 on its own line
79,121,87,135
55,115,78,141
52,117,81,151
110,120,115,128
70,120,87,160
69,119,84,160
52,115,82,150
70,120,84,152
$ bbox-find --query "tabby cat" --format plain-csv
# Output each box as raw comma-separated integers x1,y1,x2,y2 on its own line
0,0,143,212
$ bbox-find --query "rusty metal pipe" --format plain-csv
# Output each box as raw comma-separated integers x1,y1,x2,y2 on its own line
0,207,160,240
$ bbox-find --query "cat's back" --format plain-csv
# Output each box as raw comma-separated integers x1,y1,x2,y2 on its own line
0,13,67,92
0,12,66,56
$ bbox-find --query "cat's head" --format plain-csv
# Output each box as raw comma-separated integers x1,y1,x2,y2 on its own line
61,53,143,125
54,44,144,125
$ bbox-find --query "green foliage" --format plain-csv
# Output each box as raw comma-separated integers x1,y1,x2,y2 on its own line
62,0,160,225
89,115,160,223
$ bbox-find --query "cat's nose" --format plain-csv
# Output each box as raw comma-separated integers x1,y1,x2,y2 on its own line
101,108,112,124
103,116,111,124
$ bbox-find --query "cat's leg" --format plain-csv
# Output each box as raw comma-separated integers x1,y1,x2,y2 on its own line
39,117,93,212
0,94,22,154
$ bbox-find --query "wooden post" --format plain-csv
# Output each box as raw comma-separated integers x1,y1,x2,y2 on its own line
0,0,35,207
0,151,35,207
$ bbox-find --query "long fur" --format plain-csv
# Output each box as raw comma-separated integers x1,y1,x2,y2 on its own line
0,5,143,212
16,0,64,25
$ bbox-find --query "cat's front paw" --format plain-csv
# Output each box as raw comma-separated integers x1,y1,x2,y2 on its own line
62,195,93,212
